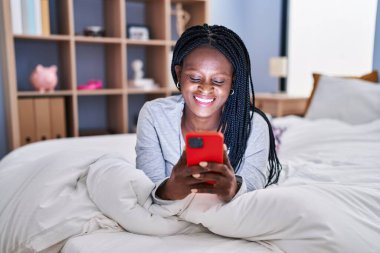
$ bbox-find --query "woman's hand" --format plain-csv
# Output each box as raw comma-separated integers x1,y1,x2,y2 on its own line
156,146,238,202
191,148,238,202
156,150,199,200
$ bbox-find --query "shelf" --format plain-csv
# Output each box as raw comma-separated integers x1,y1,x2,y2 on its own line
14,40,73,91
75,36,123,44
13,34,71,41
18,90,73,97
77,89,124,96
76,43,123,89
126,39,168,46
1,0,208,149
78,95,126,135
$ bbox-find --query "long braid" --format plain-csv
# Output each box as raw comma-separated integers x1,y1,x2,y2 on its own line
172,24,282,187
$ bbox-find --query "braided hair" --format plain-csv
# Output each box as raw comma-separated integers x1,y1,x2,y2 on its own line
171,24,281,186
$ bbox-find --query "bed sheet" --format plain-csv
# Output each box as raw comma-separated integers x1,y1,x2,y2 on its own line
1,117,380,253
62,231,276,253
0,134,138,166
61,116,380,253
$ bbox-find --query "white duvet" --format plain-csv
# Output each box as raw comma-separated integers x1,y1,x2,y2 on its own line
0,117,380,253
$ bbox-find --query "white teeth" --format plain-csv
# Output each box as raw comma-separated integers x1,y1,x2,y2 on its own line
195,96,214,103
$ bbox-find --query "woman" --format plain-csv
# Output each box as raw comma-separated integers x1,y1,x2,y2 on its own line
136,24,281,203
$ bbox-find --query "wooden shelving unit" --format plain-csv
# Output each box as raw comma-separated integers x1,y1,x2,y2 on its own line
0,0,209,150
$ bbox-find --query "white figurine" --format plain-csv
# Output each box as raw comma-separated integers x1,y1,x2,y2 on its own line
132,59,144,81
129,59,155,89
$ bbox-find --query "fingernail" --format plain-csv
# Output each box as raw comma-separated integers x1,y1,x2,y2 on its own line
183,145,186,151
223,144,227,151
199,161,208,167
192,173,200,178
191,189,198,193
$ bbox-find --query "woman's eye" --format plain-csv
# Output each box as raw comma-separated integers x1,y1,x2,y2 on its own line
189,76,201,83
212,80,224,85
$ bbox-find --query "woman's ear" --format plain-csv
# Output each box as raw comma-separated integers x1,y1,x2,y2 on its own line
175,65,182,82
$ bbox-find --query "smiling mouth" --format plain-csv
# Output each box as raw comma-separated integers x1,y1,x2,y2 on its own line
194,96,216,104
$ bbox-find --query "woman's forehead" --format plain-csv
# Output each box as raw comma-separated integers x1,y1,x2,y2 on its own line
183,47,232,67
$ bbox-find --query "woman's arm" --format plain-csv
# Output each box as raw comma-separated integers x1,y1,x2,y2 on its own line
136,103,166,183
236,112,270,191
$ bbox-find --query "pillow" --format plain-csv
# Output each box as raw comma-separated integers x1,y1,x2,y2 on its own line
304,70,378,115
305,75,380,124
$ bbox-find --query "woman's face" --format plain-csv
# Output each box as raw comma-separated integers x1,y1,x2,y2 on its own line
176,46,233,119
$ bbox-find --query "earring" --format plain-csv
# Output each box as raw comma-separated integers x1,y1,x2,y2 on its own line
176,82,181,89
229,89,234,95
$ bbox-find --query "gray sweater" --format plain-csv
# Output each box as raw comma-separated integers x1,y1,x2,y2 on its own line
136,95,269,194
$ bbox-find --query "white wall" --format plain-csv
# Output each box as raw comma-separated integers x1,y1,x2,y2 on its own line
287,0,378,96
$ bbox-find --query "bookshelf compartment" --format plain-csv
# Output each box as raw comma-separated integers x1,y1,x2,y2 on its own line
76,43,123,90
126,0,166,40
170,0,208,41
14,40,72,91
126,44,168,89
50,0,72,35
73,0,123,38
127,93,166,133
78,95,126,136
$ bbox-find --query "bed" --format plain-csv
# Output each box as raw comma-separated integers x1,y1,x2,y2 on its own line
1,74,380,253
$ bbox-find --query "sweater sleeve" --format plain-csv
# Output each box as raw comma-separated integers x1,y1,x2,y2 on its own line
136,102,166,183
236,113,270,191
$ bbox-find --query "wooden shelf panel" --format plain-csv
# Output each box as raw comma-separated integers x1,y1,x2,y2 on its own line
77,89,125,96
126,39,168,46
75,36,123,44
14,34,71,41
17,90,73,97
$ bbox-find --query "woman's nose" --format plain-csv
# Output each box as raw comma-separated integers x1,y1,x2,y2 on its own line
198,82,214,93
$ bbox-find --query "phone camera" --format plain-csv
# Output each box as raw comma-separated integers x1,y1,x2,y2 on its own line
188,137,203,148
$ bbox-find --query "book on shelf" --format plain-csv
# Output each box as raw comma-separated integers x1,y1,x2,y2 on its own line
10,0,23,34
41,0,51,35
21,0,36,34
20,0,44,35
34,0,42,35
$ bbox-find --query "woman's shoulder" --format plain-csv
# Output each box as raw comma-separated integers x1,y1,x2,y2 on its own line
251,111,270,132
246,111,271,144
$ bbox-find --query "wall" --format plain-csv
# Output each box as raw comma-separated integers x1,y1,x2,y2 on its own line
287,0,378,96
0,41,8,159
374,1,380,74
210,0,283,93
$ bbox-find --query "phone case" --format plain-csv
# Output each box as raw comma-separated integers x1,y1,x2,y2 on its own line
186,132,224,166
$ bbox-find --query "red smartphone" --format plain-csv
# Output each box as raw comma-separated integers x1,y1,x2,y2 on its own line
186,132,224,166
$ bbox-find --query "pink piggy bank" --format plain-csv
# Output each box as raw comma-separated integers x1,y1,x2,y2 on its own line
30,64,58,93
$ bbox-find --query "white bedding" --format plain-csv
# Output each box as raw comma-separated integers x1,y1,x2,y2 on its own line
1,117,380,253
